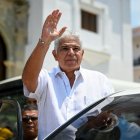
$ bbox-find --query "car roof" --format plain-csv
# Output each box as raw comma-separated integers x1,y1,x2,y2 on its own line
0,76,21,84
111,88,140,97
0,76,23,98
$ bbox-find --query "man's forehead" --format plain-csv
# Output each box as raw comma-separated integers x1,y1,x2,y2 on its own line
22,110,38,115
59,36,80,46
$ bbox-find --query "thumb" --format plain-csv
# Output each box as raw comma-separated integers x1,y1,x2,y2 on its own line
58,27,67,37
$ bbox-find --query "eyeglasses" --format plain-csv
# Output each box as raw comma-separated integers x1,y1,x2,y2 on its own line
22,116,38,123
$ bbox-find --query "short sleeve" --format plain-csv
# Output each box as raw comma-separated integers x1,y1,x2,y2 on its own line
23,68,48,101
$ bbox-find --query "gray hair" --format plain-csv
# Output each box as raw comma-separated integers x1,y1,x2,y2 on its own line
54,30,82,51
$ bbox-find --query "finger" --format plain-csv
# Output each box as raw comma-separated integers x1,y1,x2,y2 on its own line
47,10,59,24
58,27,67,37
43,15,52,29
49,10,61,29
44,9,59,26
55,12,62,25
52,9,59,16
52,12,62,29
52,9,60,21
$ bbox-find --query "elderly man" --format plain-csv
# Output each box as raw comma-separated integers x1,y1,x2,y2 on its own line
22,9,114,140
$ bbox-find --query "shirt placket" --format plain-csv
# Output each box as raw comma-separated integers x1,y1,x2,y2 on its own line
65,75,78,119
63,73,80,120
60,73,71,120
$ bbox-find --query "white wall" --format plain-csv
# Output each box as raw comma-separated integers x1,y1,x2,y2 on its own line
25,0,43,62
25,0,133,82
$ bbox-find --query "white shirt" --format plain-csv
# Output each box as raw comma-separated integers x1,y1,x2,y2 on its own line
24,66,114,140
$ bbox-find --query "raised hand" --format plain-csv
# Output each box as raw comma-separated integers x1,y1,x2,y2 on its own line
41,9,67,45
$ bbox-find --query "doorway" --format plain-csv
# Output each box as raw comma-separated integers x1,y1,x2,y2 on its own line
0,35,7,80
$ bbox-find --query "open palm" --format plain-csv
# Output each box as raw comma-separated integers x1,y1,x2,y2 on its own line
41,9,67,43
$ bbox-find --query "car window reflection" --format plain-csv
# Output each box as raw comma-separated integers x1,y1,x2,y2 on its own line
76,94,140,140
48,94,140,140
0,101,18,140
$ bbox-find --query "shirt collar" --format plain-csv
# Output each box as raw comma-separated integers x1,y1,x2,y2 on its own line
53,65,84,79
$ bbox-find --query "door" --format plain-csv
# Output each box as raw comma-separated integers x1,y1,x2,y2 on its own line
0,35,7,80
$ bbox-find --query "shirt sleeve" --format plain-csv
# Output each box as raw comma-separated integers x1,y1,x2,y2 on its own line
23,68,48,101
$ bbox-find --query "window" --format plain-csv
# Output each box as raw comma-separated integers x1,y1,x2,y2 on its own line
0,35,7,81
81,9,98,33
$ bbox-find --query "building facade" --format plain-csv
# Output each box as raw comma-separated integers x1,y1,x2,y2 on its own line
26,0,134,89
0,0,138,90
0,0,28,80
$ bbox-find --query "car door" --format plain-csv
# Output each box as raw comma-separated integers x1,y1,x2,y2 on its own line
43,89,140,140
0,99,23,140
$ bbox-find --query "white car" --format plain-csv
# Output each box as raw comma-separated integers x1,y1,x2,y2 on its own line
0,77,140,140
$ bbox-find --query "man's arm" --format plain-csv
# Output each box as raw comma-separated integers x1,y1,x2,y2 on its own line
22,9,66,93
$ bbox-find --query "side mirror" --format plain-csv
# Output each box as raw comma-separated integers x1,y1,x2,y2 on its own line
0,99,23,140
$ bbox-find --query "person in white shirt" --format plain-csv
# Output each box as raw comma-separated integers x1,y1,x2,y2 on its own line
22,9,114,140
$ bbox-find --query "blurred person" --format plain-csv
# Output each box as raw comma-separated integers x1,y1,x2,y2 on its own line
25,97,37,106
22,9,114,139
0,126,14,140
22,104,38,140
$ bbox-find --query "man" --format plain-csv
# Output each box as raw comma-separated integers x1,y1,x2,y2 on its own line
22,104,38,140
25,97,37,106
22,9,114,140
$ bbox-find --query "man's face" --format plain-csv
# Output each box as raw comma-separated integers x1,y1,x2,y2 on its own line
22,110,38,138
53,36,84,72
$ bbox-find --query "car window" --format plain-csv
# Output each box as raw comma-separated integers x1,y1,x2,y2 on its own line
0,78,27,108
0,99,23,140
44,93,140,140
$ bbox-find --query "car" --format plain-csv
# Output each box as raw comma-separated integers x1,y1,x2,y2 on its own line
0,76,24,140
0,77,140,140
0,99,23,140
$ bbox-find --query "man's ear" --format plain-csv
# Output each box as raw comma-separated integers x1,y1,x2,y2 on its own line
52,50,58,61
